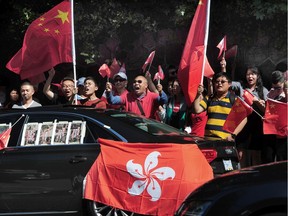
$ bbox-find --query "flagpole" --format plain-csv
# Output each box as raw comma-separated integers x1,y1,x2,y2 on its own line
200,0,211,84
71,0,78,104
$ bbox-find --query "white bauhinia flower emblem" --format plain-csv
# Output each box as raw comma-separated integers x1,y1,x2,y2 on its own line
126,151,175,201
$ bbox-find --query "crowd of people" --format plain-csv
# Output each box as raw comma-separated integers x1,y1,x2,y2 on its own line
0,58,287,167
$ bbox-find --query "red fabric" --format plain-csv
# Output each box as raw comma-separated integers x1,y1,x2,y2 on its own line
204,55,214,78
142,51,155,72
225,45,238,59
6,0,72,81
153,65,165,82
0,128,12,150
98,64,111,78
242,89,254,106
216,35,227,58
78,98,107,109
121,91,160,119
190,111,208,137
84,138,213,216
109,58,121,78
263,99,287,137
177,0,210,105
223,98,253,134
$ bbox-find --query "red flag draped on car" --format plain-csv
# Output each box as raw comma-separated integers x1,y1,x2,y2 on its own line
223,97,253,134
216,36,227,59
6,0,72,83
263,99,287,137
242,89,255,106
84,138,213,216
177,0,211,105
142,51,155,72
0,128,12,150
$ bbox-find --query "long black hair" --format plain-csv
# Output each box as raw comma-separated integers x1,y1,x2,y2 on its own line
245,66,265,100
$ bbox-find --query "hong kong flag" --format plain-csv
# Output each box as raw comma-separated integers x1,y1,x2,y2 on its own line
0,128,12,150
263,99,287,137
84,138,213,215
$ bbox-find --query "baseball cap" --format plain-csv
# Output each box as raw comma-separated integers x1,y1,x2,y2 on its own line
113,72,127,80
77,77,86,86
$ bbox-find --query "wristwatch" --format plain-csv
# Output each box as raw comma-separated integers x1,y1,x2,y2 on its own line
231,133,237,139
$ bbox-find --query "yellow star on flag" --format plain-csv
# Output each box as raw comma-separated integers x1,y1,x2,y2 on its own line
54,10,69,24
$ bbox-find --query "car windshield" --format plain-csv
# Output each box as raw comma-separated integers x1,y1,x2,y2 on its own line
109,113,187,136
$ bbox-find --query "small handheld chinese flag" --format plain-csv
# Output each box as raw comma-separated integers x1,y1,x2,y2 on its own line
142,51,155,72
98,64,111,78
217,36,227,58
263,99,287,137
109,58,121,78
223,98,253,134
225,45,238,59
0,128,12,150
242,89,255,106
84,138,213,216
6,0,72,83
153,65,165,84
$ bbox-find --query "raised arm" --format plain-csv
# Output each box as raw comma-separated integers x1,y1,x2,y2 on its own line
43,68,56,100
192,84,205,114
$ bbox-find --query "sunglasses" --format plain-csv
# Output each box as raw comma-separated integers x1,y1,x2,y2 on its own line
114,79,126,82
133,80,143,84
273,86,282,90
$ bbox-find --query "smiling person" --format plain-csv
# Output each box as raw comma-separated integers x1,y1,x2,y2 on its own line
105,75,168,118
43,68,76,105
78,76,106,109
192,72,246,141
101,71,129,110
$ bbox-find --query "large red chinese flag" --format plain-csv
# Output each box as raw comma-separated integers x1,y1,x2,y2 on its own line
84,138,213,216
263,99,287,137
223,98,253,134
6,0,72,82
0,128,12,150
177,0,210,105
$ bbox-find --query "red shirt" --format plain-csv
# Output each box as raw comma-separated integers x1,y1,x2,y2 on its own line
120,91,159,119
190,111,207,137
78,98,106,109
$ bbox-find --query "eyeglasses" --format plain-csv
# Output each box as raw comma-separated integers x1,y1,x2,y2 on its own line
62,85,74,89
114,79,126,83
133,80,143,84
213,80,228,84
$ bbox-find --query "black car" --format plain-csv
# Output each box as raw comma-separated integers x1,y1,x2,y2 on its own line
0,106,239,215
175,161,288,216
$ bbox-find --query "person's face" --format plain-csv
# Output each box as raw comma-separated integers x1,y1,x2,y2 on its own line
77,85,85,95
61,80,75,98
213,76,231,94
272,82,284,92
113,76,127,90
283,82,288,99
133,76,148,96
20,85,34,101
84,79,98,97
246,69,258,87
10,90,19,102
171,80,181,95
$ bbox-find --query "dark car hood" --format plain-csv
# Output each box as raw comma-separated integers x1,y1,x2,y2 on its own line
185,161,287,200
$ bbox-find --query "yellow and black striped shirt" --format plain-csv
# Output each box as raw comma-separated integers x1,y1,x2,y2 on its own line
200,93,235,139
